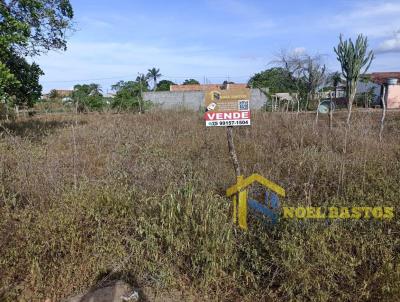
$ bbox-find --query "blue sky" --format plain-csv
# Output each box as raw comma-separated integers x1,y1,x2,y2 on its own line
35,0,400,92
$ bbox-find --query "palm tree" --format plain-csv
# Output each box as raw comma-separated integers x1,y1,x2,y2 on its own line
329,71,342,98
136,74,148,89
147,68,162,91
88,83,102,96
334,34,374,126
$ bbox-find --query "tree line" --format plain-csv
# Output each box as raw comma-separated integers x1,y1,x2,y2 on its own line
44,72,203,113
1,0,377,126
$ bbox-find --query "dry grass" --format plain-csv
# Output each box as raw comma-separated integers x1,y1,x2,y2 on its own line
0,110,399,301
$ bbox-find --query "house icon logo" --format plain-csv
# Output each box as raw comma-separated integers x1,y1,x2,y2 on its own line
226,174,285,230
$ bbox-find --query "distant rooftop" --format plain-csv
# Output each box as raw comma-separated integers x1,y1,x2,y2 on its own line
370,72,400,85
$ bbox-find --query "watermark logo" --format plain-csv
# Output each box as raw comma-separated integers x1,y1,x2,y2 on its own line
283,206,394,220
226,173,395,230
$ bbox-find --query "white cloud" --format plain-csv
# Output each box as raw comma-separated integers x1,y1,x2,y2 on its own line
324,1,400,38
376,30,400,53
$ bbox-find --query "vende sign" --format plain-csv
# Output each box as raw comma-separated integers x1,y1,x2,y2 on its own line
205,111,250,121
204,87,251,127
204,111,251,127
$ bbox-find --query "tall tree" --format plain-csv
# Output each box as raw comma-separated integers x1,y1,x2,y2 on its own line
248,67,297,94
334,34,374,126
4,52,44,107
111,80,149,112
147,67,162,91
0,0,74,108
275,51,326,110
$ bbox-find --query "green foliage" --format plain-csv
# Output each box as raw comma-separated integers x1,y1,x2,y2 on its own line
4,53,43,107
334,34,374,87
248,67,297,94
182,78,200,85
0,61,19,95
0,6,29,55
72,83,105,112
334,34,374,123
111,80,149,112
156,80,175,91
1,0,74,55
0,0,74,111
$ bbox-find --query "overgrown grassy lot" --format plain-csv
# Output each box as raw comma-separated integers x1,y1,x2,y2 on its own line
0,110,399,301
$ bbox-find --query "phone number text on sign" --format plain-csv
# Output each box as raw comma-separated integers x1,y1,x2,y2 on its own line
204,111,251,127
206,120,250,127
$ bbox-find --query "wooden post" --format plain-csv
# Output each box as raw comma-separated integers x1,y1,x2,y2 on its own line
226,126,248,230
226,126,241,177
329,95,334,130
379,85,386,142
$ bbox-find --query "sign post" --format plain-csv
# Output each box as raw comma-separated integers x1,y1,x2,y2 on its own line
203,86,251,228
203,86,286,230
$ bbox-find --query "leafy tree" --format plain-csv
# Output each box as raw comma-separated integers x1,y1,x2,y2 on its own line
0,61,18,96
156,80,175,91
72,83,104,112
0,61,19,119
147,67,162,91
0,0,74,109
334,34,374,126
183,79,200,85
4,52,43,107
248,67,297,94
111,80,149,112
275,51,327,109
0,5,27,103
0,0,74,55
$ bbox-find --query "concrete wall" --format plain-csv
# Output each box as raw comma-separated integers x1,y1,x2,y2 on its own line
143,91,205,110
143,89,268,110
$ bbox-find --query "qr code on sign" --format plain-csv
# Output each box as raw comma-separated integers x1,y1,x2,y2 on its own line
238,100,249,111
